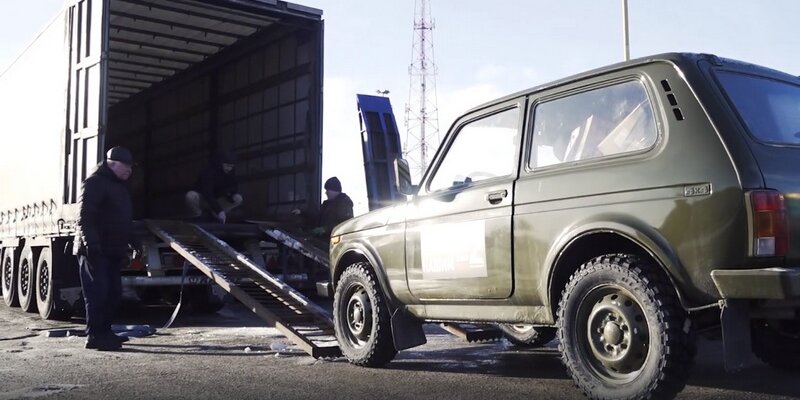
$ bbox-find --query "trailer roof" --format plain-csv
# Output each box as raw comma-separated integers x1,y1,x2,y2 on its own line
107,0,321,105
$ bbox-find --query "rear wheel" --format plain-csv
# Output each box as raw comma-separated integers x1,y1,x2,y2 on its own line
752,320,800,370
334,262,397,367
557,254,694,400
17,247,39,313
35,247,72,320
500,324,557,347
2,247,19,307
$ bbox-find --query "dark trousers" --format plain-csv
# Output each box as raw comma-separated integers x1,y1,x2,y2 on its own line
79,254,123,338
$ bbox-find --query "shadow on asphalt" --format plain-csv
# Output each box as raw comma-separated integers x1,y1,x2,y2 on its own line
51,299,800,398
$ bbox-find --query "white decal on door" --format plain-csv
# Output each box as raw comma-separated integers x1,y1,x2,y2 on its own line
420,220,487,280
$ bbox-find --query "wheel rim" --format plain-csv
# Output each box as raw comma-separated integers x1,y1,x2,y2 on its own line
38,259,50,302
342,284,372,348
578,285,650,382
19,259,31,297
2,257,11,292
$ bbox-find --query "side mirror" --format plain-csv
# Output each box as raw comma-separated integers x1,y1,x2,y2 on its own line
393,158,416,195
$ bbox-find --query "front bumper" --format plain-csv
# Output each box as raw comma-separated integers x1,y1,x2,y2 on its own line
711,267,800,299
316,281,333,298
121,276,212,287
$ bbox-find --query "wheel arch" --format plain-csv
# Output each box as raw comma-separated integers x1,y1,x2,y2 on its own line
547,223,690,318
332,242,400,310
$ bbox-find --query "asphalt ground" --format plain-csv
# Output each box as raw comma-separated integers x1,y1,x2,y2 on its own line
0,297,798,400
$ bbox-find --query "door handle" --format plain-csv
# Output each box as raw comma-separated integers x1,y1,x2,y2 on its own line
487,189,508,204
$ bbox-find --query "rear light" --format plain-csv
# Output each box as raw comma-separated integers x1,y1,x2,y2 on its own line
748,190,788,256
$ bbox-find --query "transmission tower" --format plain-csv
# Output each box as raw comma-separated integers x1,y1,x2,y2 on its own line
404,0,440,181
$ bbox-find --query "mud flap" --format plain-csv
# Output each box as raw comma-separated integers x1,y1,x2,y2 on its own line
720,299,754,372
391,307,426,351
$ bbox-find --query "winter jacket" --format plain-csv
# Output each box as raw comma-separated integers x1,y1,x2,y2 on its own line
318,193,354,236
193,161,239,213
73,162,133,257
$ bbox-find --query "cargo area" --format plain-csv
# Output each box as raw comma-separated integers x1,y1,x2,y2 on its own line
102,0,324,221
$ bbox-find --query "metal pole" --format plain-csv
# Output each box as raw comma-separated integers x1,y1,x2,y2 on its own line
622,0,630,61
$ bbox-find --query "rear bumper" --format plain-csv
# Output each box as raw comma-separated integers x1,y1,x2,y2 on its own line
711,267,800,299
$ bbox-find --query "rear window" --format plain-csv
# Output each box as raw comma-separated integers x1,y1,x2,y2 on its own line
717,71,800,146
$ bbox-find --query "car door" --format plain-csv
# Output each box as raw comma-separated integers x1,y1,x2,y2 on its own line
405,100,523,300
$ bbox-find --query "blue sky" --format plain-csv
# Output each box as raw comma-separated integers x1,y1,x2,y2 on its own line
2,0,799,214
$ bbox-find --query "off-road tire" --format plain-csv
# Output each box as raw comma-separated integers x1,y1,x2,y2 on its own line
17,247,38,313
752,320,800,370
2,248,18,307
500,324,557,347
35,247,72,320
333,262,397,367
557,254,694,400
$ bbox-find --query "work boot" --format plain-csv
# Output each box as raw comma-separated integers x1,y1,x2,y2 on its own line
111,334,130,343
85,336,122,351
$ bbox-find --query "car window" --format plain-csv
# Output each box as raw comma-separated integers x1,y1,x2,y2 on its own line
529,80,657,169
716,71,800,146
428,108,519,192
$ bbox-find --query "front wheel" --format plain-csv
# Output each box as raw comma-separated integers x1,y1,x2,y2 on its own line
500,324,557,347
557,254,694,400
333,262,397,367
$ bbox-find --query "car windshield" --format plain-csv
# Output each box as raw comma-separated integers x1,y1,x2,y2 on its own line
716,71,800,146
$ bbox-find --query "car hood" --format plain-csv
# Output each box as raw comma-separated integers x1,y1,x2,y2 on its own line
332,204,405,236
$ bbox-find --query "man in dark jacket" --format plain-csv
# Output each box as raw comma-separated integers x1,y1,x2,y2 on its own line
73,146,135,351
185,151,242,223
293,177,354,238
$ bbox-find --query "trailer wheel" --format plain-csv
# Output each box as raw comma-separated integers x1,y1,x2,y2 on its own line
557,254,694,400
185,285,226,314
752,320,800,370
499,324,557,347
17,247,39,313
35,247,72,320
334,262,397,367
2,247,19,307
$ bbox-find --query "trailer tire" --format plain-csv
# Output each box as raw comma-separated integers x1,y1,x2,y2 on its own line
35,247,72,320
557,254,694,400
2,247,19,307
185,285,226,314
334,262,397,367
499,324,557,347
17,247,39,313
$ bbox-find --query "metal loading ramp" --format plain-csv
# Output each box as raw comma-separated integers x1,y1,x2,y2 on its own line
146,220,341,359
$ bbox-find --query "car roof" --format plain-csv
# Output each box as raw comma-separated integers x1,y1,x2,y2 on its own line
464,52,796,115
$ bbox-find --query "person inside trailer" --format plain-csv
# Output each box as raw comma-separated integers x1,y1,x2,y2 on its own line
185,151,243,224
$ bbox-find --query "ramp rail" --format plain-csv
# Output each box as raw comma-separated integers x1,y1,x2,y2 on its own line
146,220,340,359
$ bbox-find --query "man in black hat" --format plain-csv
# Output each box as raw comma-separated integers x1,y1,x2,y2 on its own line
73,146,136,351
185,151,243,224
293,176,354,238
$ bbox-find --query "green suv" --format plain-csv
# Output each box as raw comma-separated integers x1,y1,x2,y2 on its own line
325,53,800,399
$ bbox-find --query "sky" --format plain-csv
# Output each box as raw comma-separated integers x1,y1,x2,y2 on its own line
2,0,800,215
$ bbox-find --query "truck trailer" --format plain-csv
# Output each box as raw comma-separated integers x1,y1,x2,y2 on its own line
0,0,325,320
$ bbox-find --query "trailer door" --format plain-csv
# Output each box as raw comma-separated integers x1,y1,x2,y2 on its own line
65,0,108,204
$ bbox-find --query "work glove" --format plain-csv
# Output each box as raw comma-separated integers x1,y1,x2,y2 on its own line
128,243,142,260
310,227,326,236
